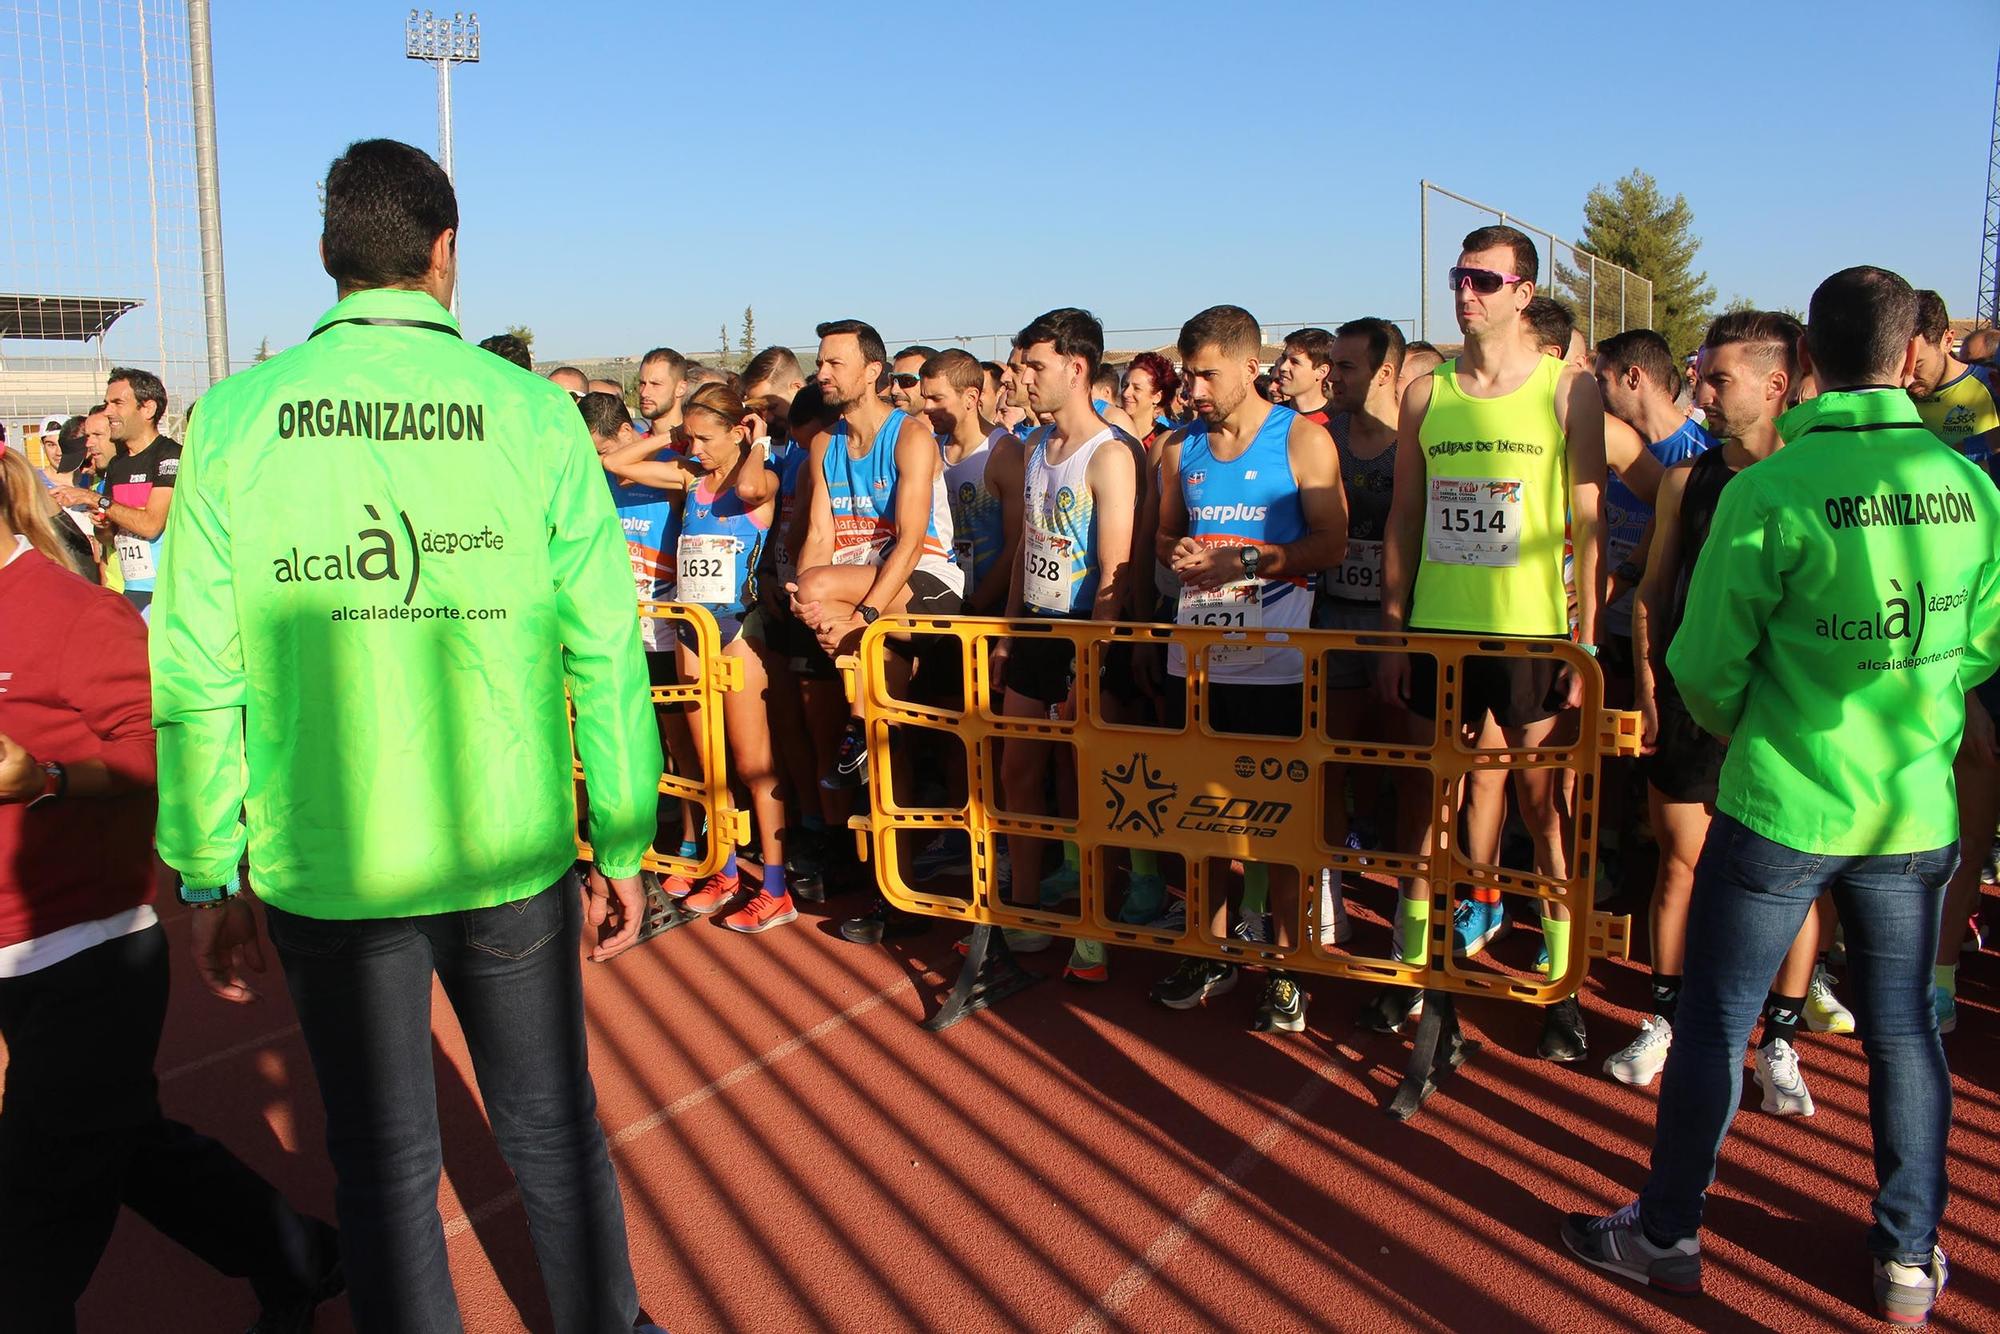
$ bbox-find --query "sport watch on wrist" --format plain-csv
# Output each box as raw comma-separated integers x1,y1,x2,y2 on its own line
856,604,880,625
95,494,111,513
178,872,241,908
28,760,66,809
1238,546,1261,578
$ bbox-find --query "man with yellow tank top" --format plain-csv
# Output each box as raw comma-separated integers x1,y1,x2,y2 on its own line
1377,224,1608,1062
1910,290,2000,475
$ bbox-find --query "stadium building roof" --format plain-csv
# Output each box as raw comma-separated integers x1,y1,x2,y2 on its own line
0,293,142,341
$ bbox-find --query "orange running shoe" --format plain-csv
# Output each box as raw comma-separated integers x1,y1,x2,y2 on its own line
721,891,798,934
662,871,697,900
683,871,741,916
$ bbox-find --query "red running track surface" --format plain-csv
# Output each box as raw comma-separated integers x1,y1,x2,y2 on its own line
16,882,1997,1333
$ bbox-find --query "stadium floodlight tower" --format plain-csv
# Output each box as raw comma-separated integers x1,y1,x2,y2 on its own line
405,10,479,311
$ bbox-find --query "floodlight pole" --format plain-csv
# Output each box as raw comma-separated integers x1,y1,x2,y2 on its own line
405,10,479,312
188,0,229,386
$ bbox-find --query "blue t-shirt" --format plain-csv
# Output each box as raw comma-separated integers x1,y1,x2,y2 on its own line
1604,418,1715,637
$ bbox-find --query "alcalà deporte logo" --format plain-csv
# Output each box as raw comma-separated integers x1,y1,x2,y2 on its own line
1816,578,1969,652
271,503,507,606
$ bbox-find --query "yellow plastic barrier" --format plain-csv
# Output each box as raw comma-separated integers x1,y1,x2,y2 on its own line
844,614,1640,1004
574,601,749,881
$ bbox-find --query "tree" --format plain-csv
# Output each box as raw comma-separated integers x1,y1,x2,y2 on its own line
717,322,734,369
1560,169,1715,356
740,305,757,359
504,323,534,350
251,336,272,364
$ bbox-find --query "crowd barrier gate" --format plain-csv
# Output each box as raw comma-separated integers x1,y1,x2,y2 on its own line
574,602,748,936
843,614,1642,1116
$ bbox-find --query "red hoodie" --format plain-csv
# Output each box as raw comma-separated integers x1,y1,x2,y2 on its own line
0,546,158,948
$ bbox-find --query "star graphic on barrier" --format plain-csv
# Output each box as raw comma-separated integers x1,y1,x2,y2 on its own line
1101,752,1178,839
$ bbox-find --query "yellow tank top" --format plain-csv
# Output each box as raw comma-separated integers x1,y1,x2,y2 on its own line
1411,355,1569,635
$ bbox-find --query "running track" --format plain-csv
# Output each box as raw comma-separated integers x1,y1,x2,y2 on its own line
26,878,1999,1333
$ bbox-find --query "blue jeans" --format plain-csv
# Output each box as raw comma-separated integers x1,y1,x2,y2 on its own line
267,875,641,1333
1639,814,1957,1264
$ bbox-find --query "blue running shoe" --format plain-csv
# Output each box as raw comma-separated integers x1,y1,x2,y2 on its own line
1118,872,1167,924
1039,863,1081,908
1452,899,1508,957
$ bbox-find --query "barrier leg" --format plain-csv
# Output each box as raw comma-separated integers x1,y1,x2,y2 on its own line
924,924,1041,1032
637,870,696,942
1385,990,1478,1121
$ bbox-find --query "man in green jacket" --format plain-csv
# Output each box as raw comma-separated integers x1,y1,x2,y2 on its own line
151,139,664,1332
1562,267,2000,1326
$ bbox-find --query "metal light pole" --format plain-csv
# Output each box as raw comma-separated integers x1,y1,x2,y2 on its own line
405,9,479,311
188,0,230,386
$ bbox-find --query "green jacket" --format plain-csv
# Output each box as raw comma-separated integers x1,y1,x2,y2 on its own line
1668,389,2000,855
151,288,661,918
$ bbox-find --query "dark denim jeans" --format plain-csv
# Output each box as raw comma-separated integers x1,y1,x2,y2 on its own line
1640,814,1957,1264
267,875,640,1334
0,923,331,1332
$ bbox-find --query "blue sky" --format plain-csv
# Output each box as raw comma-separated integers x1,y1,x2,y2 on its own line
209,0,2000,364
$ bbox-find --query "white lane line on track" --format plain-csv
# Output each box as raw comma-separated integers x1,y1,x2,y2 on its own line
443,977,912,1240
160,1022,303,1083
1066,1062,1333,1334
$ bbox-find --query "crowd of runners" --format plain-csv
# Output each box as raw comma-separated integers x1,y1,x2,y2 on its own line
3,137,1996,1329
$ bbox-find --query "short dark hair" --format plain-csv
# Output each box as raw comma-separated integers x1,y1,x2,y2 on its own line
920,347,983,394
979,359,1006,390
1282,327,1337,369
1177,304,1262,362
320,138,457,290
548,365,587,386
1404,340,1442,361
1913,289,1951,345
576,391,631,439
1523,297,1574,355
1091,364,1121,398
107,366,167,424
743,345,803,389
1806,266,1917,388
642,346,688,378
1596,328,1681,399
1016,307,1105,379
1461,224,1538,286
788,380,828,431
891,344,939,366
1333,318,1407,377
1704,309,1803,378
816,318,890,390
478,332,534,370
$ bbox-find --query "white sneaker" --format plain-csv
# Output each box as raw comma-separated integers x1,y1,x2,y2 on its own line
1754,1038,1815,1116
1803,964,1856,1034
1604,1015,1673,1086
1232,911,1272,946
1317,869,1354,947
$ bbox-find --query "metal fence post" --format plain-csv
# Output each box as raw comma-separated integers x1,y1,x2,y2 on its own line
1420,180,1431,343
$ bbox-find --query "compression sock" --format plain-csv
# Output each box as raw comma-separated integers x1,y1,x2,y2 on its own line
677,838,700,860
1540,914,1572,977
1240,863,1270,916
1062,840,1081,873
763,861,788,899
719,848,739,881
1935,962,1958,997
1650,972,1683,1024
1759,990,1805,1049
1130,849,1160,877
1397,895,1430,965
1473,885,1501,905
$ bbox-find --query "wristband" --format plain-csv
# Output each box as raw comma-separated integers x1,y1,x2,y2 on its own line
178,872,241,908
1577,643,1599,658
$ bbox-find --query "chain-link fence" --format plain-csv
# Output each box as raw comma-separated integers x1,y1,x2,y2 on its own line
1419,180,1653,350
0,1,209,455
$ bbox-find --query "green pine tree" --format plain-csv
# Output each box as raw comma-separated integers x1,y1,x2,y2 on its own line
741,305,757,359
1559,169,1716,356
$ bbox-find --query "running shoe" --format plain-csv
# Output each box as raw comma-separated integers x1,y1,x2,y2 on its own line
952,926,1055,956
662,870,697,900
911,830,969,881
1038,863,1081,908
1063,937,1108,983
682,870,742,916
1754,1038,1815,1116
1535,941,1552,976
836,896,928,945
1603,1015,1672,1086
720,891,798,934
1118,872,1168,925
1232,911,1272,946
1803,964,1856,1034
1452,898,1509,957
1151,958,1238,1010
1252,972,1307,1033
1934,985,1958,1036
1359,985,1424,1034
786,826,825,881
1875,1247,1949,1326
1559,1199,1703,1295
821,722,869,790
1538,996,1588,1062
1146,897,1187,934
